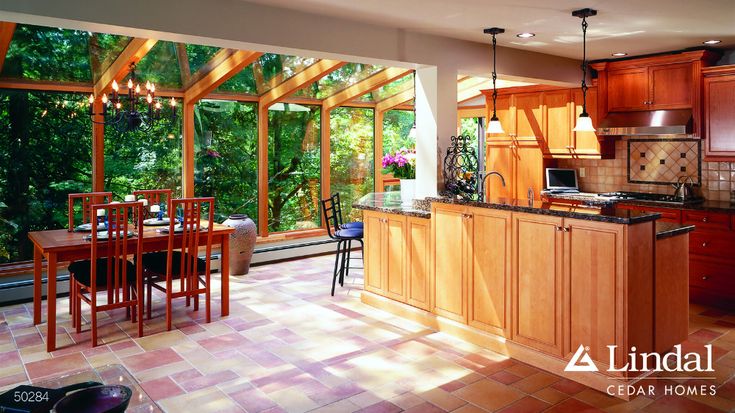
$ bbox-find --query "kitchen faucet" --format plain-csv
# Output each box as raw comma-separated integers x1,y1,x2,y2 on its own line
479,171,506,202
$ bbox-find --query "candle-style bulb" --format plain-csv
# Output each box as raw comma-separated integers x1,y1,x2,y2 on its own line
150,84,155,93
88,94,94,104
116,102,122,109
155,101,162,110
112,80,119,91
127,79,133,89
145,81,151,90
147,94,153,104
170,98,176,107
101,94,108,104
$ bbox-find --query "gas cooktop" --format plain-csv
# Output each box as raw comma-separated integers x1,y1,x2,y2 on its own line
597,191,705,205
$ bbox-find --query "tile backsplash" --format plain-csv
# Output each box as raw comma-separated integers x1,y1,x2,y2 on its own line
628,139,700,185
557,137,735,201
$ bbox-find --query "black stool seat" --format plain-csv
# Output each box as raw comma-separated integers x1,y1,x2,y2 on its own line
68,258,137,287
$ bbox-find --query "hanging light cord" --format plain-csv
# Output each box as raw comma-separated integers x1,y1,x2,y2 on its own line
491,33,499,119
580,15,589,116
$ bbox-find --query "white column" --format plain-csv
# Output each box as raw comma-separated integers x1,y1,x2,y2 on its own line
415,65,457,198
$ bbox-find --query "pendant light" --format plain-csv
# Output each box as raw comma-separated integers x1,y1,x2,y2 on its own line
483,27,505,134
572,8,597,132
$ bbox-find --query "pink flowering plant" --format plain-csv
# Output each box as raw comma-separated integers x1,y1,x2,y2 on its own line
382,147,416,179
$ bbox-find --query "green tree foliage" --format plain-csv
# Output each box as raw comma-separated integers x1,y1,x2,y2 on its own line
382,109,415,155
330,107,374,221
194,100,258,223
268,106,321,232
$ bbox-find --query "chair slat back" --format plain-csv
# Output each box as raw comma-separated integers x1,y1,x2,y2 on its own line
166,198,214,292
320,194,342,239
89,202,143,305
133,189,173,219
68,192,113,231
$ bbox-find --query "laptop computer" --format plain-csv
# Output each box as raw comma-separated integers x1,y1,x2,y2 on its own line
545,168,580,193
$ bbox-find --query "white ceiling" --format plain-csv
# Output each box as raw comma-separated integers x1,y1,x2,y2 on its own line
241,0,735,60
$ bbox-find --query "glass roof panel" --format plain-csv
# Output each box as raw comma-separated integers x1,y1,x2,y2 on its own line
185,44,221,75
296,63,384,100
1,24,92,82
134,41,182,89
216,53,316,95
357,72,413,103
90,33,133,82
215,66,258,94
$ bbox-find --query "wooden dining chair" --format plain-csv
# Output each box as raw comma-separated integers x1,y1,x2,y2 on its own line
67,192,113,231
141,197,215,330
69,201,144,346
133,189,173,219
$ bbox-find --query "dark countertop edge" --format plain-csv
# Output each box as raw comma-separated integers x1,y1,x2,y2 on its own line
655,222,696,240
618,199,735,213
352,203,431,219
427,197,661,225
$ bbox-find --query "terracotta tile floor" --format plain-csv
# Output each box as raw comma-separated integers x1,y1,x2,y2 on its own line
1,254,735,412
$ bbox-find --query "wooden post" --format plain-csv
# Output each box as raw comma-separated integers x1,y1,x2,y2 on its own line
320,106,331,216
91,100,105,192
257,105,269,236
182,101,195,197
374,109,384,191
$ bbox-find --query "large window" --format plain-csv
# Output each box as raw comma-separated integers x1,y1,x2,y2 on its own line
194,100,258,225
267,104,321,232
330,107,374,221
104,101,182,199
382,109,415,155
0,90,92,263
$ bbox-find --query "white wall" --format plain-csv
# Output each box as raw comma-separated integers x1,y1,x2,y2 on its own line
0,0,581,193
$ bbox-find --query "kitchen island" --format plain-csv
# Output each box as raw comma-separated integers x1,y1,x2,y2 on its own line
354,192,694,398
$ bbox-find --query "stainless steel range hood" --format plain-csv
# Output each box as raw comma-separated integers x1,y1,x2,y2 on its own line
596,109,693,136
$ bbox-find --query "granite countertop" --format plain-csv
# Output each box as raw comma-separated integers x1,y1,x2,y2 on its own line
655,222,696,240
542,192,735,213
352,192,431,218
427,196,661,225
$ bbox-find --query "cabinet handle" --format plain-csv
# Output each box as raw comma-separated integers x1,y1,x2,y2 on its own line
702,242,707,247
565,145,574,149
555,225,563,231
702,275,709,281
702,217,708,223
563,227,570,232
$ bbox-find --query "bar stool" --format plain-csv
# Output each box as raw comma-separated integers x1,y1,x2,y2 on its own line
321,193,363,296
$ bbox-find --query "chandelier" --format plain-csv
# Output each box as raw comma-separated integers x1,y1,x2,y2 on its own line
87,62,177,133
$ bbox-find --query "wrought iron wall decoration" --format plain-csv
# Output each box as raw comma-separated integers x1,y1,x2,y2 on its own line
443,135,479,199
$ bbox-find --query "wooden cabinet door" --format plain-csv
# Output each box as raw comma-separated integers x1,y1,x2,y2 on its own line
384,215,407,302
432,203,468,322
607,68,648,111
514,93,543,141
363,211,384,294
542,89,572,155
485,143,514,199
704,74,735,158
513,143,545,200
406,217,430,310
486,94,515,142
649,63,692,109
468,207,511,336
563,219,624,368
572,87,602,156
512,213,564,357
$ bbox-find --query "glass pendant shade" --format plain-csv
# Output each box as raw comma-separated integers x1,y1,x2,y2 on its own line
573,113,595,132
487,116,505,134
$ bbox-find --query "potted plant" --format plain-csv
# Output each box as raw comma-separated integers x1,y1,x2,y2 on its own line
382,147,417,206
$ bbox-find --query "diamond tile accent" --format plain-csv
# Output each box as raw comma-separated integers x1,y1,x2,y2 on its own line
629,140,700,184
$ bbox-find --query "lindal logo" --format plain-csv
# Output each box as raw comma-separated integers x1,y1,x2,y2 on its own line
565,344,714,373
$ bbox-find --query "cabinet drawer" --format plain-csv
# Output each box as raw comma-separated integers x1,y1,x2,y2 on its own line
689,231,735,258
617,204,681,223
689,259,735,294
682,211,730,231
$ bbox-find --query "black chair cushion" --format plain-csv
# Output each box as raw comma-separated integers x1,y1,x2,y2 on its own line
335,228,363,239
141,251,206,276
341,222,364,230
68,259,137,287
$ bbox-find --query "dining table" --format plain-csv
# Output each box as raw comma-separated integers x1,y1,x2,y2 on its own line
28,222,234,352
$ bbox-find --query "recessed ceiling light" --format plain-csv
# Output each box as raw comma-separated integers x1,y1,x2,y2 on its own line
516,32,536,38
703,39,722,45
611,52,628,57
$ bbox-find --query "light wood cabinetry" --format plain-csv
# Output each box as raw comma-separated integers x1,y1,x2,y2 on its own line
432,203,469,322
607,67,649,111
512,213,564,356
363,210,430,310
543,89,573,154
485,141,547,201
702,66,735,160
514,92,544,141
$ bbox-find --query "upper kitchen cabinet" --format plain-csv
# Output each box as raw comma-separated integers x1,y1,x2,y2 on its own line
702,65,735,161
592,50,719,136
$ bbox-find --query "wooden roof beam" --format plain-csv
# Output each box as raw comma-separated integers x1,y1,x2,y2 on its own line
93,38,158,96
322,67,413,111
184,50,263,102
260,59,345,108
376,88,414,113
0,22,16,74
